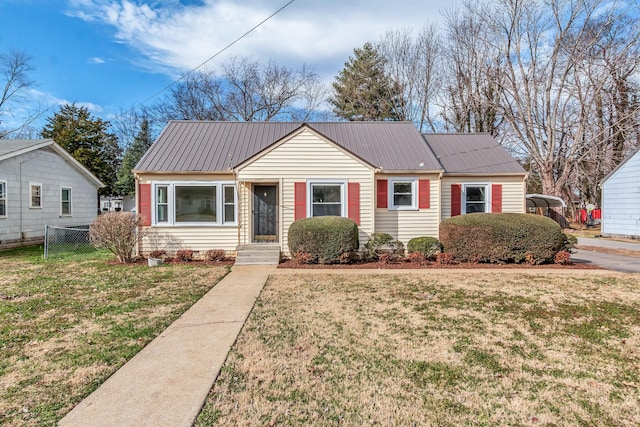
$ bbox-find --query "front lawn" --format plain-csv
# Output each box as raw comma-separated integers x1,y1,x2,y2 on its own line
0,246,229,426
197,270,640,426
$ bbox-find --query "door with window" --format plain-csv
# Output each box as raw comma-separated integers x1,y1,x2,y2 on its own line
253,185,278,242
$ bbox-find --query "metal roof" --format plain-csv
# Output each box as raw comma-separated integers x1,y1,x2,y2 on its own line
423,133,526,174
526,194,566,209
135,121,442,172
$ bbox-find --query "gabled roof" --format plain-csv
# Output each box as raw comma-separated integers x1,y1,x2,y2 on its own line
601,146,640,185
134,121,443,173
0,138,105,187
423,133,526,174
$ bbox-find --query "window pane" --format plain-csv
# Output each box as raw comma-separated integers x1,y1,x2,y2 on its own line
0,201,5,216
313,185,341,203
157,205,168,222
175,186,216,222
61,188,70,202
313,204,341,217
157,186,168,204
394,182,412,194
0,183,5,199
224,186,235,204
224,205,235,223
394,194,412,206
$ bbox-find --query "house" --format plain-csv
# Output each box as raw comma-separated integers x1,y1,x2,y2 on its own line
0,139,104,249
133,121,527,256
601,148,640,238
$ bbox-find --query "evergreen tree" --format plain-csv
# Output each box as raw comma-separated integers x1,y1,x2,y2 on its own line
330,42,404,121
115,118,153,195
42,104,121,195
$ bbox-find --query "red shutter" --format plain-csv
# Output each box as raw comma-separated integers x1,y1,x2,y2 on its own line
418,179,430,209
491,184,502,213
348,182,360,225
451,184,462,217
139,183,151,226
294,182,306,220
377,179,388,208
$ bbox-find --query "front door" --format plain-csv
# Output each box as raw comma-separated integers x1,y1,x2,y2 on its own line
253,185,278,242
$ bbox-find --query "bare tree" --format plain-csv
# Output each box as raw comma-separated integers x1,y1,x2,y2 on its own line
0,50,46,138
152,57,327,123
489,0,640,202
376,25,443,132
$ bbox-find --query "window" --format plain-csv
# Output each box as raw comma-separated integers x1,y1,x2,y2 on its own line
310,182,344,217
30,183,42,208
0,181,6,218
152,181,236,226
464,184,489,213
61,187,71,216
156,185,169,223
389,178,417,209
223,185,236,224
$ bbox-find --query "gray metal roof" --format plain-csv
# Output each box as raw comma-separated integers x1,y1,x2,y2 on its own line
135,121,442,172
423,133,526,174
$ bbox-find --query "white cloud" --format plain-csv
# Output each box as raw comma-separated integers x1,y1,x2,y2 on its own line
89,56,106,64
67,0,462,79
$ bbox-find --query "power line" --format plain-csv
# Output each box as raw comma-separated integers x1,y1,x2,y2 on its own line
118,0,297,119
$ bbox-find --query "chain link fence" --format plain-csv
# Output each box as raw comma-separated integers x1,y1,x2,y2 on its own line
44,225,96,259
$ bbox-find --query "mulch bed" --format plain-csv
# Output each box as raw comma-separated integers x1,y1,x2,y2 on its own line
277,259,598,269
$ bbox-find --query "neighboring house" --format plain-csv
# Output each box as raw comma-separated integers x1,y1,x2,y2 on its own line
134,121,527,255
100,195,135,212
601,148,640,238
0,139,104,249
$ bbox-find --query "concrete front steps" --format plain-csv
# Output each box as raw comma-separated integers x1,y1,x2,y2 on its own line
235,244,281,265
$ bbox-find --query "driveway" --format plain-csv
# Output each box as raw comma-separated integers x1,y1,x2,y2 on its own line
574,237,640,273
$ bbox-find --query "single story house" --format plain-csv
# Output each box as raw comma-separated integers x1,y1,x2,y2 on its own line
134,121,527,256
601,148,640,238
0,139,104,249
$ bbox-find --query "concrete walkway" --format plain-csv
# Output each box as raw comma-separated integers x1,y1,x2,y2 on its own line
59,265,275,427
578,237,640,252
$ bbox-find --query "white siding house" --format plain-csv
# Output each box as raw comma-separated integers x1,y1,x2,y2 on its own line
601,149,640,238
0,139,104,249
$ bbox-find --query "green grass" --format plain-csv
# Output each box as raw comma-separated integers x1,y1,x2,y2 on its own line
196,271,640,426
0,245,229,427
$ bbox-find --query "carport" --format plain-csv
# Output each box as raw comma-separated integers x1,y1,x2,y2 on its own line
526,194,567,227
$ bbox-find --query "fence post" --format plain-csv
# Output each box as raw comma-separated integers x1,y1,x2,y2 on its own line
44,224,49,259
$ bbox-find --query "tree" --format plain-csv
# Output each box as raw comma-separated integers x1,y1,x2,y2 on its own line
0,50,46,138
150,57,327,123
115,118,153,195
330,42,404,121
376,26,443,131
42,104,121,195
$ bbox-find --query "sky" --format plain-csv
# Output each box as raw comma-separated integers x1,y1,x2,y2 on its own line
0,0,462,132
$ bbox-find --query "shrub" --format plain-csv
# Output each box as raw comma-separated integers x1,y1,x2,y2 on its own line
362,232,404,261
205,249,226,262
560,233,578,253
288,216,359,264
406,252,428,266
407,236,443,260
293,252,315,265
149,250,166,259
439,213,563,264
436,252,454,265
554,250,572,265
175,249,194,262
89,212,147,263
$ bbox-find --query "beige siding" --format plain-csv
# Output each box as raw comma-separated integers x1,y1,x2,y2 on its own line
238,128,374,254
137,173,239,254
374,173,441,244
441,175,526,222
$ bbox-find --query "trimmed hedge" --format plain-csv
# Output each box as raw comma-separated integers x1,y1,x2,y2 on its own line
288,216,359,264
362,232,404,261
439,213,563,264
407,236,443,260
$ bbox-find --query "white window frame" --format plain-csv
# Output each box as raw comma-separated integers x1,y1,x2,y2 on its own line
388,177,418,210
307,180,347,218
30,183,42,209
151,181,237,226
60,186,72,216
462,183,490,214
222,184,237,225
0,180,6,218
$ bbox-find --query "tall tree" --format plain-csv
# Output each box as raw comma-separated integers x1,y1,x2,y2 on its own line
377,26,443,131
115,118,153,195
42,104,121,195
330,42,404,121
0,50,46,138
150,57,326,123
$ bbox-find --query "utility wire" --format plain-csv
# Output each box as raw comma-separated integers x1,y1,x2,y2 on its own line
118,0,297,119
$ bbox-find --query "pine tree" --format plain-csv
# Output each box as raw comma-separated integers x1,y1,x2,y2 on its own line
115,118,153,195
330,42,404,121
42,104,121,195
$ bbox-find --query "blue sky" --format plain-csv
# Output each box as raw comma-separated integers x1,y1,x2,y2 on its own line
1,0,460,131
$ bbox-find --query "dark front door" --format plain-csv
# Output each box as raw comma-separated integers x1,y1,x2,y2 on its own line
253,185,278,242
